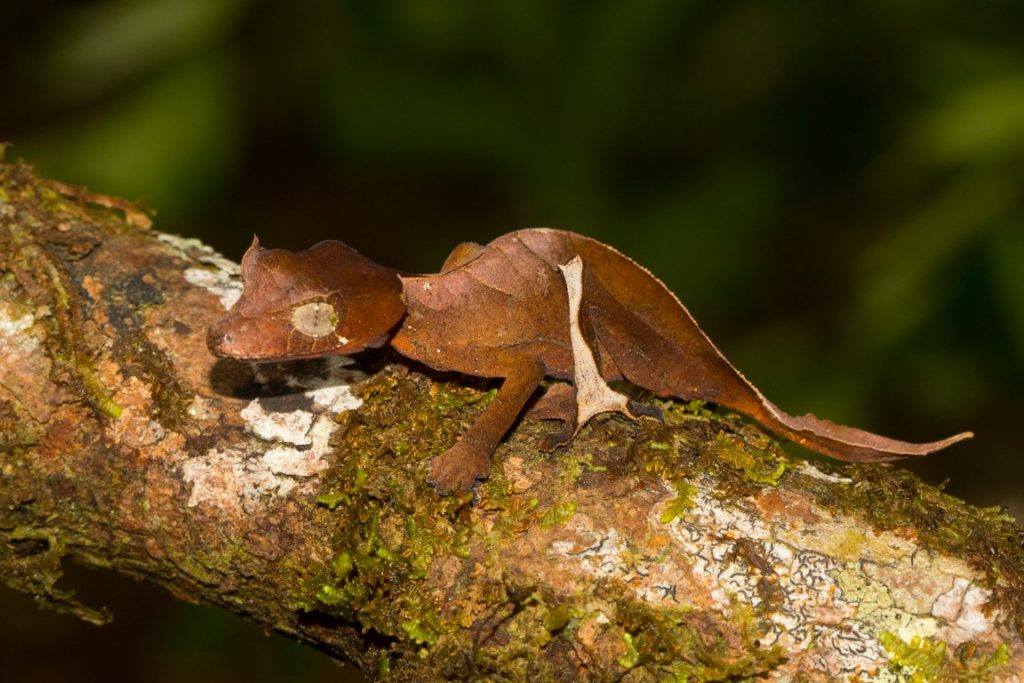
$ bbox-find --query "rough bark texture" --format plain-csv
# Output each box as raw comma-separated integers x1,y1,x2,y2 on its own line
1,160,1022,682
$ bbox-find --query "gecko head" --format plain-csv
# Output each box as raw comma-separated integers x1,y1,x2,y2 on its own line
207,237,407,361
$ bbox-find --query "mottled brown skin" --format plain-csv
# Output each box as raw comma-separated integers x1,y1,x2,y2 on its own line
208,229,972,494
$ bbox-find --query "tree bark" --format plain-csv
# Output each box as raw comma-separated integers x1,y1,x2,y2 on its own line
1,160,1022,682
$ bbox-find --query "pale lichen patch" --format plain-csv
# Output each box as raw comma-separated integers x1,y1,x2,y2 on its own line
240,400,315,445
0,301,55,421
0,302,39,354
156,233,240,276
187,394,215,420
862,552,977,617
543,475,1007,680
184,356,364,514
261,447,327,477
798,462,852,484
931,578,993,642
157,232,244,310
184,267,242,310
182,448,300,510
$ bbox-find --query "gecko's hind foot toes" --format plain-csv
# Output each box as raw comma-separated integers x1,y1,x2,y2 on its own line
427,441,491,495
537,428,574,452
627,400,664,422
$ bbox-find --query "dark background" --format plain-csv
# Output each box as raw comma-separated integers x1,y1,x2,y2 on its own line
2,1,1022,681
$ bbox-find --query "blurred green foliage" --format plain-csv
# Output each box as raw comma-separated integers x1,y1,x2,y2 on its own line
1,1,1022,680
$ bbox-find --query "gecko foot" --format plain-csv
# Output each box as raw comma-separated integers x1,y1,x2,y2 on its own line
537,422,577,452
627,400,664,422
427,439,491,495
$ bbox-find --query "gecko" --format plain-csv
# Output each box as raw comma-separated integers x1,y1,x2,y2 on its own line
207,229,972,494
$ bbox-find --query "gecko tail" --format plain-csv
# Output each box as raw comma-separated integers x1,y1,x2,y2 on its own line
753,399,973,463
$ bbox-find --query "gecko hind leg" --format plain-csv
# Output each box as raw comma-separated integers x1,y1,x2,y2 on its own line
526,383,579,451
527,386,662,451
558,256,637,427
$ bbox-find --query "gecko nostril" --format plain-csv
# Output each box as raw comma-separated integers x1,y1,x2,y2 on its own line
206,325,231,356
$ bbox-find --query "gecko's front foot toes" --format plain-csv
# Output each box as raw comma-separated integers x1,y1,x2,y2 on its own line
627,400,664,422
427,441,491,495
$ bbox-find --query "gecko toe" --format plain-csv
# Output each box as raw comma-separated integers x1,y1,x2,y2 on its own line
427,441,491,495
627,400,664,422
537,423,576,452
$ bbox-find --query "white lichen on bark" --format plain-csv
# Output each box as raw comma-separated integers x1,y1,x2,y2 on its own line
542,471,1012,680
157,233,243,310
182,357,363,511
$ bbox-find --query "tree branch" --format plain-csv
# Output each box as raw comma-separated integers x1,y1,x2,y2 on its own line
1,160,1021,681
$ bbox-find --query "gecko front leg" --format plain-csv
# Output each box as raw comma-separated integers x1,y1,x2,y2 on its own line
428,356,545,494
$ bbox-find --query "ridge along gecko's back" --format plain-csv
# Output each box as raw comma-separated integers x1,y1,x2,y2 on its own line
395,228,756,401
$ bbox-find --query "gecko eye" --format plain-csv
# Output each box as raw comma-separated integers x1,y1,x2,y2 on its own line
290,301,339,338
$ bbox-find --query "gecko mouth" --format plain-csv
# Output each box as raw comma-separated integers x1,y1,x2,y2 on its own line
206,322,238,358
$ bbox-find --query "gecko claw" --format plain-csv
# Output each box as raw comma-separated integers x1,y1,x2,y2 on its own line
427,440,491,495
627,400,664,422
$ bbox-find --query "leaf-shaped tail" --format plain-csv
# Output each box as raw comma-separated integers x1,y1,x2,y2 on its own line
749,398,973,462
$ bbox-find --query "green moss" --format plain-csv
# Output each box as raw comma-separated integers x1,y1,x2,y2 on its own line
880,632,946,681
76,365,123,418
538,501,577,529
618,631,640,669
307,364,1022,679
331,551,353,579
954,642,1010,680
306,371,485,668
401,617,440,645
492,496,540,536
669,399,714,421
659,478,698,524
713,433,787,486
353,467,368,488
544,604,571,633
879,632,1010,682
428,383,496,413
558,451,606,482
615,597,786,680
315,491,346,509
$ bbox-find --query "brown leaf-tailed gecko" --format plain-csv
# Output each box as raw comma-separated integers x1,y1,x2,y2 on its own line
207,229,972,493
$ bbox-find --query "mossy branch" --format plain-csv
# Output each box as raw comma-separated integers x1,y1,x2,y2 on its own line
0,161,1022,681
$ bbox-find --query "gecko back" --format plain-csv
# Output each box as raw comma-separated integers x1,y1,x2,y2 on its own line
511,229,972,463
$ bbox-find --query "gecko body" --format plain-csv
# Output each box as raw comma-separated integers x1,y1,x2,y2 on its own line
208,229,971,493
